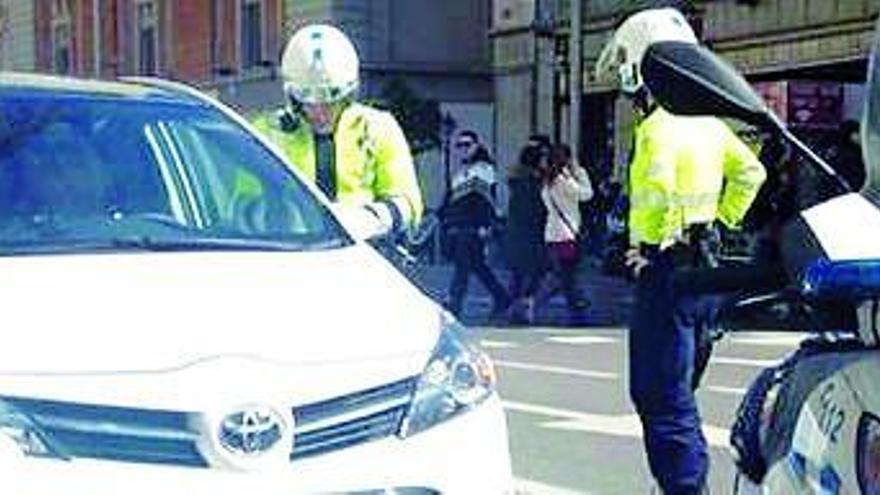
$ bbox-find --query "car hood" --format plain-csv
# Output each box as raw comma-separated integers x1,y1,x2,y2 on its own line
0,244,440,377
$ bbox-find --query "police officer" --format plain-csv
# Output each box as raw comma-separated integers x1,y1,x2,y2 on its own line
596,8,766,494
252,24,423,237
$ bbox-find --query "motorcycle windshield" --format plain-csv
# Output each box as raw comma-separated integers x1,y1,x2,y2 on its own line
863,17,880,202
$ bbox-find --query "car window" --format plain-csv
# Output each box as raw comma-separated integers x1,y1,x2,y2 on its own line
0,91,349,254
161,119,314,237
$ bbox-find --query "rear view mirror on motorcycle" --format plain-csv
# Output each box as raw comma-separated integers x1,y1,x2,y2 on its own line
642,40,853,195
640,40,770,126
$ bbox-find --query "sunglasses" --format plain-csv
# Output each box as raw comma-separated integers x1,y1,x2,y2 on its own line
455,140,475,148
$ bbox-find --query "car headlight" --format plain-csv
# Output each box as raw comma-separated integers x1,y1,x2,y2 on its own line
0,399,67,460
399,313,497,437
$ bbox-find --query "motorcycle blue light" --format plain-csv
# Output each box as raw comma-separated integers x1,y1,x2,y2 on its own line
788,451,807,480
819,464,841,495
801,259,880,299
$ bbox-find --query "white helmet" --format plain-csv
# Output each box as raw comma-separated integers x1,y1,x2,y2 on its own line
281,24,359,104
595,8,698,94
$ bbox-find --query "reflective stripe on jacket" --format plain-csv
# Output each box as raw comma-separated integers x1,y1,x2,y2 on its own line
251,102,423,225
628,107,766,246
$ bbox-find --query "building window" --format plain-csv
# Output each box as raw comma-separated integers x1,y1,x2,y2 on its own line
240,0,264,70
51,0,72,74
136,0,159,75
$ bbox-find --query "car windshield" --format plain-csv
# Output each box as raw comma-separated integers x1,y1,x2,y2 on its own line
0,89,350,255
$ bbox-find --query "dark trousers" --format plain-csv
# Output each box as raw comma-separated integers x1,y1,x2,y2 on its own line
629,251,715,494
547,242,586,313
510,267,544,300
448,232,509,317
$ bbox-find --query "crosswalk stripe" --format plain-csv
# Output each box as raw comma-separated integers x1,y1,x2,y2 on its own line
495,360,618,380
729,337,803,347
514,478,589,495
503,400,731,448
704,385,747,396
728,332,806,347
546,335,618,345
481,339,519,349
531,328,620,336
713,356,780,367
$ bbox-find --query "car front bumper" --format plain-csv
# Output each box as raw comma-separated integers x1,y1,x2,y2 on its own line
1,395,512,494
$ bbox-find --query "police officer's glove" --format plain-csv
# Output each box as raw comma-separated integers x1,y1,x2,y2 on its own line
624,247,650,279
331,203,394,240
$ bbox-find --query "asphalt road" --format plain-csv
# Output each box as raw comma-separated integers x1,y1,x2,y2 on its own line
477,325,804,494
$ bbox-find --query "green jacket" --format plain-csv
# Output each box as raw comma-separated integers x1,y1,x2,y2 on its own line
629,107,766,246
252,102,423,226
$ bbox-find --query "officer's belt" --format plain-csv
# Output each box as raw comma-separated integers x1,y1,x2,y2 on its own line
639,223,717,268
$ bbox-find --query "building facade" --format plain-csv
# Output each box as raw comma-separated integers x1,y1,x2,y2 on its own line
492,0,880,181
6,1,492,210
0,1,36,71
25,0,283,111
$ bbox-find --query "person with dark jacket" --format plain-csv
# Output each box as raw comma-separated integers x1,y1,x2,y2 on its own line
442,131,511,319
504,136,551,324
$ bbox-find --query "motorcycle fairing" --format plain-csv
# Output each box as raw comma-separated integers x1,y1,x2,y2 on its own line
759,343,868,484
780,192,880,283
801,193,880,262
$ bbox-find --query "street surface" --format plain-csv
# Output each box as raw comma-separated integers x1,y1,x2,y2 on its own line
479,326,803,495
411,261,801,494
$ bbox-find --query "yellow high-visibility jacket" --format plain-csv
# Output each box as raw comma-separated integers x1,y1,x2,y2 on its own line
251,102,423,226
628,107,766,246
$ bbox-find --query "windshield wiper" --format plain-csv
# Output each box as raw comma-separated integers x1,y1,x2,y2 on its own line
110,236,319,252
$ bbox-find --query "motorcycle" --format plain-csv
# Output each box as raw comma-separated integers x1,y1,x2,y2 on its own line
640,22,880,494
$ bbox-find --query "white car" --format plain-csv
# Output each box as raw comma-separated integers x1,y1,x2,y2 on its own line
0,73,512,494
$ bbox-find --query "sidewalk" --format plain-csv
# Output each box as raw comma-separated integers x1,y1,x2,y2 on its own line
406,259,633,328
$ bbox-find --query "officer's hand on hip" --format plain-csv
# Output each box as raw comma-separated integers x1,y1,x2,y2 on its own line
625,247,650,278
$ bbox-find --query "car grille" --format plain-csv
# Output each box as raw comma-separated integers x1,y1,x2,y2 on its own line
3,396,207,467
291,376,418,461
1,375,419,467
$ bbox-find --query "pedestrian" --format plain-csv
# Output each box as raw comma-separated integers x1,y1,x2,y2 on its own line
819,119,866,197
540,143,593,324
504,135,551,324
441,131,511,320
251,24,423,238
596,7,767,494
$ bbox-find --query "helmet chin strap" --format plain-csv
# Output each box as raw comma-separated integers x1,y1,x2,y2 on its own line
311,119,335,136
629,87,656,115
287,97,346,135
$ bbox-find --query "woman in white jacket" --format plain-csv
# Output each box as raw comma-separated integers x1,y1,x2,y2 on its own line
541,144,593,323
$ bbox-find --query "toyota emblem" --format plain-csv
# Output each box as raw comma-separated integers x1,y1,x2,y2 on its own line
218,405,286,457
